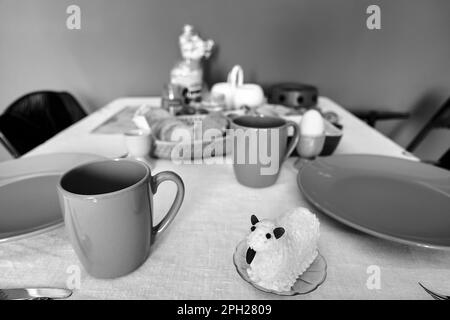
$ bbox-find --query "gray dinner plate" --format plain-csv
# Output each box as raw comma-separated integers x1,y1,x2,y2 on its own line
0,153,106,243
298,155,450,250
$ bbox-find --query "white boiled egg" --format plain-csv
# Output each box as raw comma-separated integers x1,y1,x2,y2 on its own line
300,109,325,136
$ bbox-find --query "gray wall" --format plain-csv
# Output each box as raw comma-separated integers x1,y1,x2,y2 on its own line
1,0,449,156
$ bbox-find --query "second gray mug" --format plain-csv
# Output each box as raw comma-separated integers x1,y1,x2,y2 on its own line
231,115,300,188
57,159,184,278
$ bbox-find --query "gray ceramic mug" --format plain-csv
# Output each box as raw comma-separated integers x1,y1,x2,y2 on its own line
57,159,184,278
231,115,300,188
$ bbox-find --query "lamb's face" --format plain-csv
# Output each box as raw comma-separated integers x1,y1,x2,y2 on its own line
246,215,285,264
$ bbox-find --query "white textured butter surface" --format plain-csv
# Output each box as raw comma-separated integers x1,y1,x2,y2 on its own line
246,208,320,292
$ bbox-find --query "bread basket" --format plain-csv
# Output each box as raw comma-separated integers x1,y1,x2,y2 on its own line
152,114,232,160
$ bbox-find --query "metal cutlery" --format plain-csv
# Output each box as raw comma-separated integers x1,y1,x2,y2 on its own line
419,282,449,300
0,288,72,300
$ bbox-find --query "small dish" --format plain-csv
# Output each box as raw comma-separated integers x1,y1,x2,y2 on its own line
321,121,343,156
233,240,327,296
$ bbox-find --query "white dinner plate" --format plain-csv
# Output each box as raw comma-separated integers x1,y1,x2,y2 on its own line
298,155,450,250
0,153,106,243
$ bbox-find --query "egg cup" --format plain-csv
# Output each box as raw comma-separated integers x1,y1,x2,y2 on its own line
294,133,326,170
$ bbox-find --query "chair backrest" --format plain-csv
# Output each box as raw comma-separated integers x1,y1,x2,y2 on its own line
0,131,20,158
0,132,16,161
0,91,87,156
407,97,450,152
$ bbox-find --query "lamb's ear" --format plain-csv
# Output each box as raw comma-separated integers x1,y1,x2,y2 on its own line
251,215,259,225
273,227,285,239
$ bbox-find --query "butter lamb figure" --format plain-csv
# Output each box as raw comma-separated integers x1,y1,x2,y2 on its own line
246,207,320,292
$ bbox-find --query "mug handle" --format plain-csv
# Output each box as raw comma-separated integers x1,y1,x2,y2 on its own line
150,171,185,236
284,121,300,162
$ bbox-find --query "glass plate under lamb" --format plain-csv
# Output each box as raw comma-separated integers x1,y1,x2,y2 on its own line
233,240,327,296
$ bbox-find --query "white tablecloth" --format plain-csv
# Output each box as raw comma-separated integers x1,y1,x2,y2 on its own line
1,97,449,299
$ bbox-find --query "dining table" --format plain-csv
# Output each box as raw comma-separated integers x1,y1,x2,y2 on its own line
1,96,449,300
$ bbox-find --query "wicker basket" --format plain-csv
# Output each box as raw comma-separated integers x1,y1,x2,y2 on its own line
152,115,232,160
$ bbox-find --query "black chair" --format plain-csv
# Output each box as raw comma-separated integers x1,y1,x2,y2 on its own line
351,97,450,170
0,130,20,158
350,109,410,128
436,148,450,170
406,97,450,152
0,91,87,157
407,97,450,171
